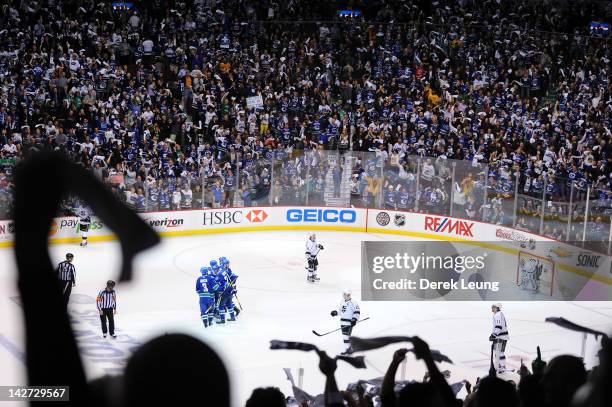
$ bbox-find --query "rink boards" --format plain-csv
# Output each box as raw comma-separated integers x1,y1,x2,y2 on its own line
0,206,610,292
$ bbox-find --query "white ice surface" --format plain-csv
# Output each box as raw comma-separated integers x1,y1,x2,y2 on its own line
1,231,611,406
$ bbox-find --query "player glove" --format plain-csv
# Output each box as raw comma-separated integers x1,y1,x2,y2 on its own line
488,334,496,342
318,244,324,250
351,318,357,326
330,310,338,317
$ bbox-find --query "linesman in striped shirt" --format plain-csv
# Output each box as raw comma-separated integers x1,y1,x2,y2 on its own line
97,280,117,338
56,253,76,306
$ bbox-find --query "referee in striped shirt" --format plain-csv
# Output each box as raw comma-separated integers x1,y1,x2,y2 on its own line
56,253,76,306
97,280,117,338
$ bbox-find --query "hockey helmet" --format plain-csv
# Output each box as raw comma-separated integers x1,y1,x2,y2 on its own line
219,256,229,266
309,232,316,240
210,259,218,269
200,267,208,276
343,289,352,300
491,303,502,310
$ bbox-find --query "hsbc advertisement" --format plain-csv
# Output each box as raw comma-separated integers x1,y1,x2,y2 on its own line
202,208,270,227
136,208,272,233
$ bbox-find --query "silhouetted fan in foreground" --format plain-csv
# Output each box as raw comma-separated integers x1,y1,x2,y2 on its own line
12,152,230,406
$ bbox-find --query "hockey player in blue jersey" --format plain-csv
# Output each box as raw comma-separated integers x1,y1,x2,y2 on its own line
216,257,237,322
219,257,240,318
210,260,228,324
196,267,217,327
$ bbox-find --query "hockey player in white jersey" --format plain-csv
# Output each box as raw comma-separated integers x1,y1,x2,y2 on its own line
330,289,360,355
305,233,324,282
518,258,540,293
74,201,91,247
489,303,509,374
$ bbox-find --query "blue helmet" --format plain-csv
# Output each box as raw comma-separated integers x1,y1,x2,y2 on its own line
200,267,209,276
219,257,229,266
210,259,218,269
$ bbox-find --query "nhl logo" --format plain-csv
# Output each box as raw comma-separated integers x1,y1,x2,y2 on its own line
394,213,406,226
376,212,391,226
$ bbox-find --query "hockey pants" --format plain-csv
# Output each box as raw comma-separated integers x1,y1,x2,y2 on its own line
493,339,507,371
199,297,215,327
341,320,353,351
220,291,235,320
307,257,318,279
520,272,538,292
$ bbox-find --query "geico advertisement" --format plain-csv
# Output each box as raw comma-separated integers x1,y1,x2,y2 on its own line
285,208,361,224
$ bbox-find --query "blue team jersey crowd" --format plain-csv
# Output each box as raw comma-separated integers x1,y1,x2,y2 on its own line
0,0,610,228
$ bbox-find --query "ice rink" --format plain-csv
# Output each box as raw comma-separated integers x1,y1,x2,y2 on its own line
1,230,612,406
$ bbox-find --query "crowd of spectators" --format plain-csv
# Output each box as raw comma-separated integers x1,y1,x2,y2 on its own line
0,0,610,247
6,1,612,404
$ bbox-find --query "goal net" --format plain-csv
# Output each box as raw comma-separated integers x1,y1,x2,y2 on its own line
516,251,555,296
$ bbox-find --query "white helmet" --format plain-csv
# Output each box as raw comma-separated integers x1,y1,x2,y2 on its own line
343,289,352,300
309,232,316,241
492,303,502,310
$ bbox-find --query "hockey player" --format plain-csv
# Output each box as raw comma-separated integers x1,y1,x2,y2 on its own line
305,233,324,282
219,257,240,317
217,257,237,322
330,289,360,355
74,201,91,247
518,258,540,294
210,260,227,324
196,267,217,327
489,303,509,374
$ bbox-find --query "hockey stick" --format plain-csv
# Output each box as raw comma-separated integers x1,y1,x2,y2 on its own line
223,273,242,311
312,317,370,337
233,292,243,310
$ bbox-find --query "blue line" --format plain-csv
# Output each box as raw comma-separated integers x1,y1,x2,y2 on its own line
0,333,25,364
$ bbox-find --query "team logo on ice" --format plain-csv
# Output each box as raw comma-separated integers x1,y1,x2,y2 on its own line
376,212,390,226
246,210,268,223
394,213,406,226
